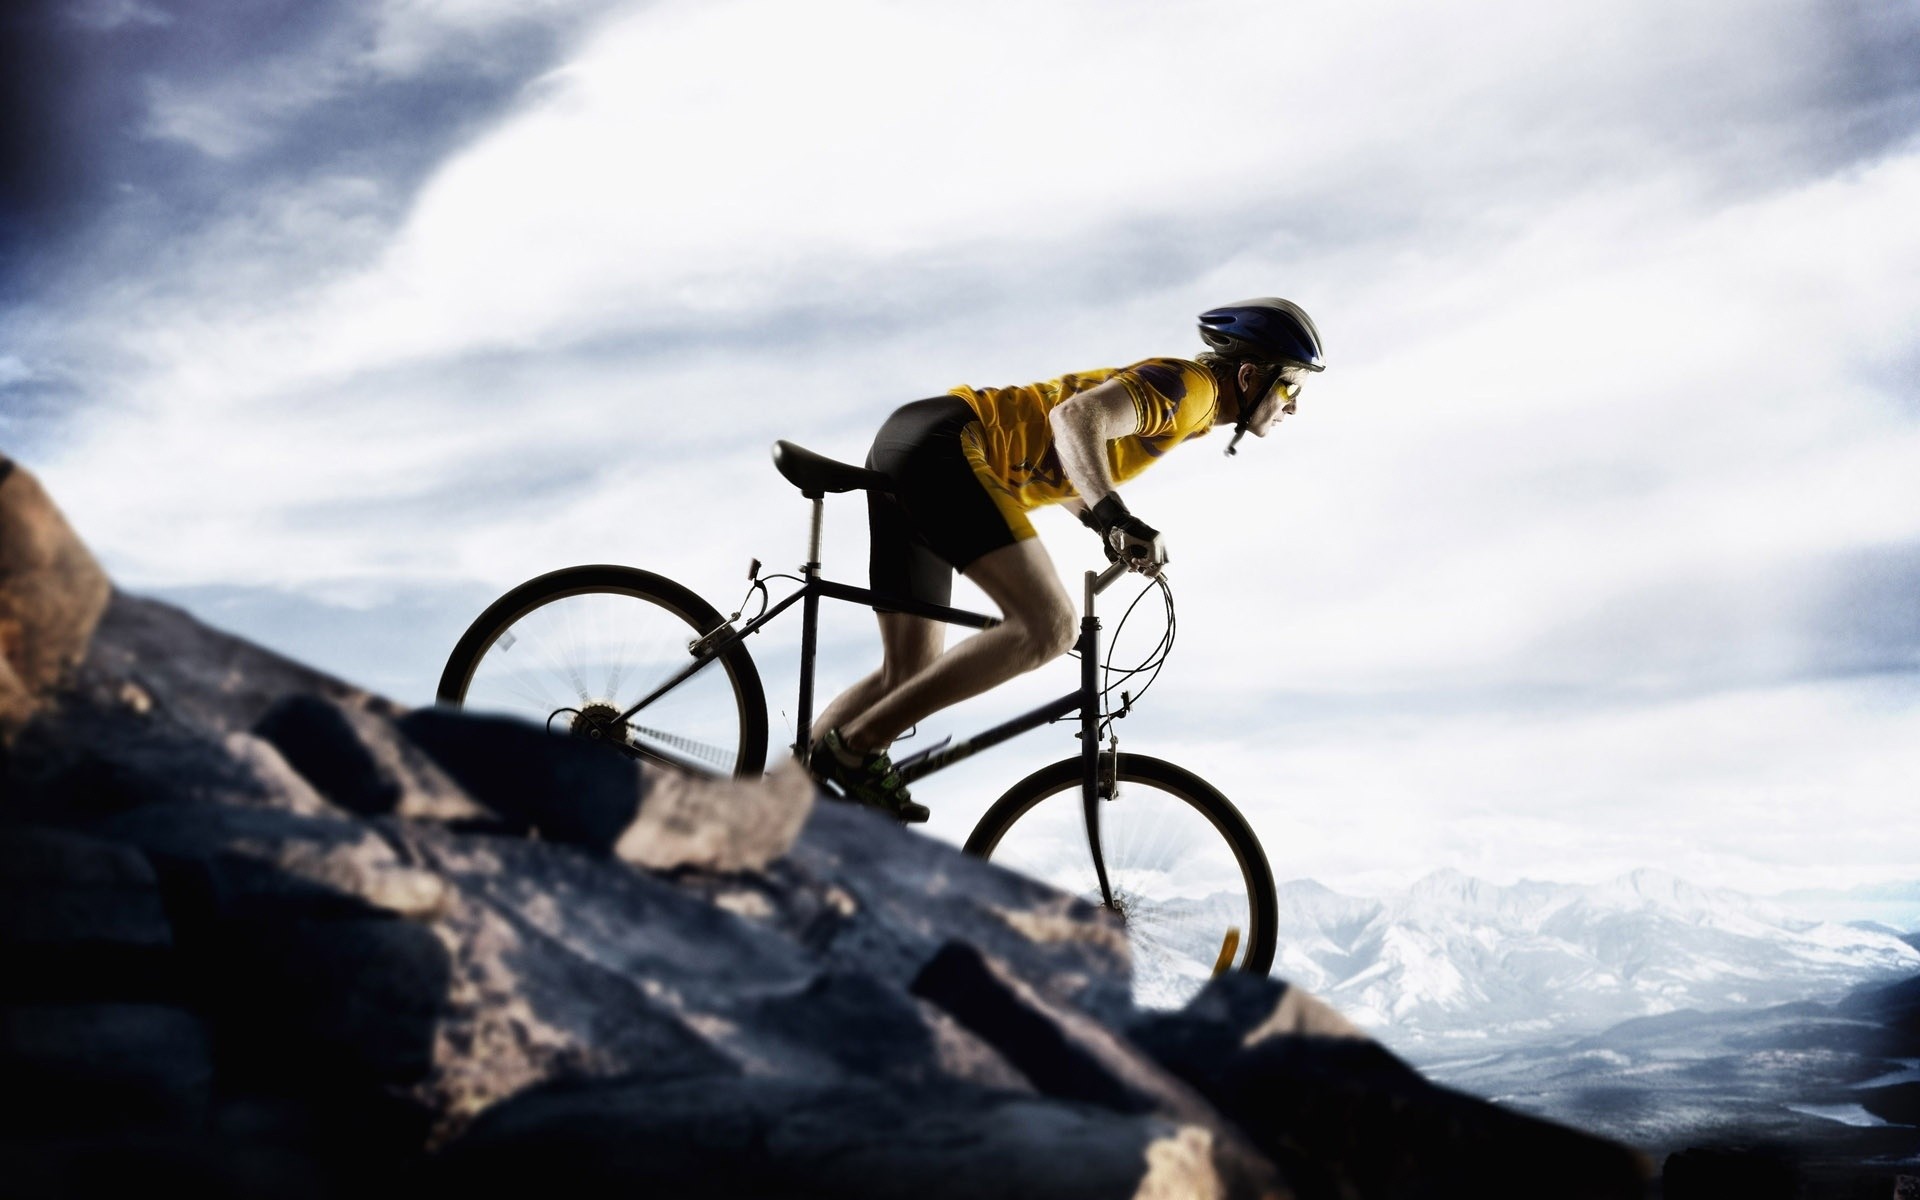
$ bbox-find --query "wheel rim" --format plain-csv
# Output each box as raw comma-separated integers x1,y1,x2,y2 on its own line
456,587,753,776
983,773,1262,1011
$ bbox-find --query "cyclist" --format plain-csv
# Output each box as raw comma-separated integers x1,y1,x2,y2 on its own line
808,298,1325,822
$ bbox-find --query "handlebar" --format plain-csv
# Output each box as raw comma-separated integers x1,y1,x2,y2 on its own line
1084,559,1140,613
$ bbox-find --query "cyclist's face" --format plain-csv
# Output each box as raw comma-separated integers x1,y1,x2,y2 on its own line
1243,364,1307,437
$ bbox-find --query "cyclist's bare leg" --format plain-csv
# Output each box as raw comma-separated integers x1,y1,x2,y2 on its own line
809,614,945,747
839,538,1074,754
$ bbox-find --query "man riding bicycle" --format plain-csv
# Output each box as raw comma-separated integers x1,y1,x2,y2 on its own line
808,297,1326,823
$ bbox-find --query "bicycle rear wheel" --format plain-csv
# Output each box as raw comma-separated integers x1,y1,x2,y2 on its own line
964,754,1277,1010
437,565,769,777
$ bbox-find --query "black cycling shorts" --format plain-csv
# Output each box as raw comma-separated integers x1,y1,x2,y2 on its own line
865,396,1022,609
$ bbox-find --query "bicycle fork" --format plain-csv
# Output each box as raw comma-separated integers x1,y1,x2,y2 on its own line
1080,570,1117,913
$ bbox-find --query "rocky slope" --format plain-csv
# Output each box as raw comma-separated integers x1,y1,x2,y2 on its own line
0,454,1676,1196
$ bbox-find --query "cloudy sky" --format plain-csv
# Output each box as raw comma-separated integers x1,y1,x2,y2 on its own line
4,0,1917,898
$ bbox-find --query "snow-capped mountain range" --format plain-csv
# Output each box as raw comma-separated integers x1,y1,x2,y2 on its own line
1253,868,1920,1055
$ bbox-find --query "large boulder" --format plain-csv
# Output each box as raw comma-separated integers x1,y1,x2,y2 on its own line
0,457,111,741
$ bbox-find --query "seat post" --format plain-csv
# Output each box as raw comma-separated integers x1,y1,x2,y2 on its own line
793,491,825,758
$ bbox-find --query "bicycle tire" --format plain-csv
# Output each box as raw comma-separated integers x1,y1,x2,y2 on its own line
437,564,769,777
964,754,1277,1009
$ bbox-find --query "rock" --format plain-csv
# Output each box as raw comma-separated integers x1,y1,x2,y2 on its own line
0,456,112,741
253,694,488,822
611,759,816,874
386,812,838,1141
0,826,175,1003
0,1132,335,1200
431,1074,1279,1199
207,915,451,1087
913,940,1216,1122
9,701,341,820
85,801,412,912
396,707,640,846
912,940,1283,1194
67,589,391,737
0,1003,212,1135
396,705,815,871
49,806,455,1085
759,799,1136,1024
1153,963,1368,1044
1126,973,1651,1199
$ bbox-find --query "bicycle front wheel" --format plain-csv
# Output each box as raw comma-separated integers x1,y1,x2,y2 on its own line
437,565,769,777
964,754,1277,1011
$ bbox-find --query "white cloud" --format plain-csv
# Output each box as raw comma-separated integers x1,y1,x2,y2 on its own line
96,0,1867,388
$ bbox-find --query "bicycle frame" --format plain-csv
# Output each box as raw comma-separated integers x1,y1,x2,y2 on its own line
607,491,1133,907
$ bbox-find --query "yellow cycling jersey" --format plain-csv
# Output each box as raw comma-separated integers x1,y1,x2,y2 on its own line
948,358,1219,523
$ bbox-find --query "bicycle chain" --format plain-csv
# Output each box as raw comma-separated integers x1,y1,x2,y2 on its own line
630,725,737,770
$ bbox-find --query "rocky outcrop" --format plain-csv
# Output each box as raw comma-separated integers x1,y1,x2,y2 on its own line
0,456,110,740
0,458,1652,1197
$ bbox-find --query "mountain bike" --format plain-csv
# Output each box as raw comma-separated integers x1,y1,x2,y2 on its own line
437,440,1278,1008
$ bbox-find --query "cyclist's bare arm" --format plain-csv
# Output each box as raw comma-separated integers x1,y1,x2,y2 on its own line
1047,380,1141,507
1050,382,1166,575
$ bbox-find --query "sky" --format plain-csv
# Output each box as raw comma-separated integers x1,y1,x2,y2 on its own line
3,0,1917,899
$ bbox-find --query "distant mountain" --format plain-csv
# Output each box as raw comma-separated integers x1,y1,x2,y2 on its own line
1417,968,1920,1175
1241,869,1920,1056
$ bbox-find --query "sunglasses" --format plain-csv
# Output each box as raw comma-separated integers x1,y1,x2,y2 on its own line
1260,372,1303,410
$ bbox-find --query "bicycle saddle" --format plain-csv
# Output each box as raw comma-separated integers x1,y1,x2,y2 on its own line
772,440,893,497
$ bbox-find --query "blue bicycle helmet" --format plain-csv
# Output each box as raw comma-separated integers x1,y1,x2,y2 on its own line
1197,297,1325,371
